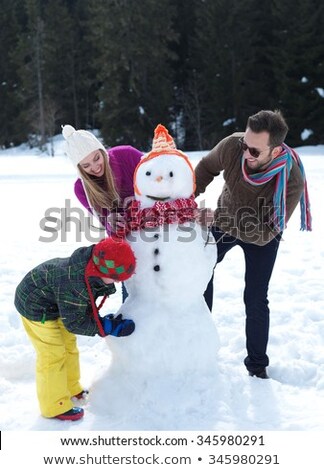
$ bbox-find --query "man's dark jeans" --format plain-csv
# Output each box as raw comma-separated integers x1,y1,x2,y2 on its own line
204,227,281,372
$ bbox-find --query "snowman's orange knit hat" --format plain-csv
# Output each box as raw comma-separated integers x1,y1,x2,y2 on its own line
134,124,196,195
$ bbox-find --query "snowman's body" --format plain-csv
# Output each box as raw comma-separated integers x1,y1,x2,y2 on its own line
107,152,219,375
91,130,222,428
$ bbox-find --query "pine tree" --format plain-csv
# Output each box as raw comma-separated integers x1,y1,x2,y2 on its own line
171,0,198,148
186,0,277,149
12,0,48,148
43,0,100,133
271,0,324,146
2,0,324,148
0,1,28,146
85,0,178,149
41,0,75,135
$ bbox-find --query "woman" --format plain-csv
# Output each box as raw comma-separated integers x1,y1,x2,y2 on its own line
62,124,143,235
62,125,142,301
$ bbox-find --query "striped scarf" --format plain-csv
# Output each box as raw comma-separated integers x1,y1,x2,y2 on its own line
241,144,312,232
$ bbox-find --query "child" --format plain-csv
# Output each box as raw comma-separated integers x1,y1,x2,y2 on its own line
14,237,136,421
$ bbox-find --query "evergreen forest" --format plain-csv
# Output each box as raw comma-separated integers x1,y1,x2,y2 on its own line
1,0,324,151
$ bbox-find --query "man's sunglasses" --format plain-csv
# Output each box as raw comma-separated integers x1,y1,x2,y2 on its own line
239,137,271,159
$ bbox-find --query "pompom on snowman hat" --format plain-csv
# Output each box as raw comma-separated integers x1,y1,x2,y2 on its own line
62,124,106,168
85,237,136,282
134,124,196,196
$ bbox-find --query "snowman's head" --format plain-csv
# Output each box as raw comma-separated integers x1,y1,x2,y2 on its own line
133,125,196,208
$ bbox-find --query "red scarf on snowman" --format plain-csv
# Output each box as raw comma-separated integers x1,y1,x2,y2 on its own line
115,195,198,237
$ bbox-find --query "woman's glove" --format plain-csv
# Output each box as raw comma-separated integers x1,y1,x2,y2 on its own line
102,313,135,337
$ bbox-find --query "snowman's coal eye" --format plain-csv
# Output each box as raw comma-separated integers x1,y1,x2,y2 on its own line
146,171,151,176
169,172,174,177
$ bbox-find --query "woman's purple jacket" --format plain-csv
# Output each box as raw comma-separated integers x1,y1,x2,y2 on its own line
74,145,143,234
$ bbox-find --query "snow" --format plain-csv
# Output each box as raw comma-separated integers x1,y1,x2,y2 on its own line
301,128,314,141
315,87,324,98
0,135,323,432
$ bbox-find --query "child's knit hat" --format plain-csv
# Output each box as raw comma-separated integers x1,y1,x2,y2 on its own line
84,237,136,337
62,124,106,167
85,237,136,282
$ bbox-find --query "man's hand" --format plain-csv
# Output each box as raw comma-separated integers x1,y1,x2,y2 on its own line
196,207,215,226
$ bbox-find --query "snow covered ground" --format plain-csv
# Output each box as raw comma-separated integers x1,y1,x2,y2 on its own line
0,136,323,432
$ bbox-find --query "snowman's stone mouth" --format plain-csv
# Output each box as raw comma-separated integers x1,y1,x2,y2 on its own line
146,195,170,201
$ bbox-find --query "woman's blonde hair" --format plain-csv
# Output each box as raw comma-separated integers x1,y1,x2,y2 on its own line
78,150,120,213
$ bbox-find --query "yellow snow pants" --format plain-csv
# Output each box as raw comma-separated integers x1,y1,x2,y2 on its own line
21,316,83,418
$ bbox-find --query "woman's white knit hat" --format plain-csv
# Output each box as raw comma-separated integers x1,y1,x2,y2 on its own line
62,124,105,167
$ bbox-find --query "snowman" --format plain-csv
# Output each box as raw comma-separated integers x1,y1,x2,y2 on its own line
91,125,222,429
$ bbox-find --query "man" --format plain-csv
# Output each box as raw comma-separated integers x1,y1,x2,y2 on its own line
195,110,311,379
